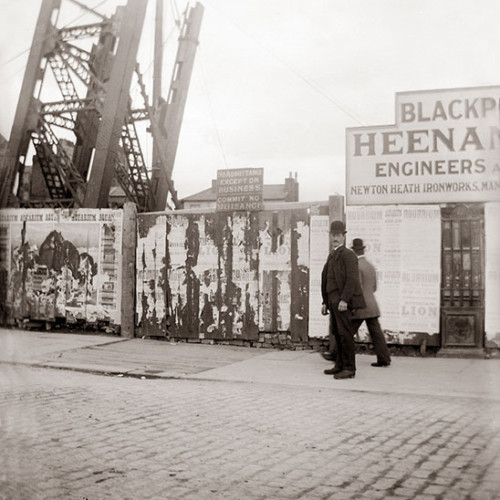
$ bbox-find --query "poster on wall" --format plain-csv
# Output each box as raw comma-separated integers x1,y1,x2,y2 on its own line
308,215,330,338
485,203,500,344
0,208,123,324
230,214,259,336
136,214,168,333
194,215,220,336
346,205,441,335
258,214,292,331
167,215,189,331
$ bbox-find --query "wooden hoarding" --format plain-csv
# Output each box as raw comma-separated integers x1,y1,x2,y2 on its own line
136,208,310,341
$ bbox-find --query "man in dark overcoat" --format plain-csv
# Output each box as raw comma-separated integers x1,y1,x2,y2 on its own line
351,238,391,367
321,220,365,379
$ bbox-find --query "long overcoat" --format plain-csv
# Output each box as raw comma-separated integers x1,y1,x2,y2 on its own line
352,256,380,319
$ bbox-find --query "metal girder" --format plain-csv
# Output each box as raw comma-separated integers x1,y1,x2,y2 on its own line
151,2,204,210
136,64,179,209
0,0,61,207
31,122,85,201
44,114,76,131
48,52,80,101
114,157,140,205
59,41,91,63
119,113,154,211
1,0,202,213
41,98,96,115
84,0,149,208
0,0,110,207
59,22,111,41
130,109,149,121
21,198,77,208
58,41,105,90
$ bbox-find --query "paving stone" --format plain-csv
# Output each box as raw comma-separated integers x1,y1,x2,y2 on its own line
1,365,500,499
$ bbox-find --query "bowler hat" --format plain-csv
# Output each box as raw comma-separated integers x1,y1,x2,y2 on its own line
330,220,346,234
351,238,365,250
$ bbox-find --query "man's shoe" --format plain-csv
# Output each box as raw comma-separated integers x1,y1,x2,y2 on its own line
324,366,342,375
371,361,390,367
321,351,334,361
334,370,355,379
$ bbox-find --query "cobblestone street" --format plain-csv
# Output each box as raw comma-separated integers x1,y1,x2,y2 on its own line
1,364,499,500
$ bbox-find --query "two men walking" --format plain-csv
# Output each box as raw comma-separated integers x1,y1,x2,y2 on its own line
321,220,391,379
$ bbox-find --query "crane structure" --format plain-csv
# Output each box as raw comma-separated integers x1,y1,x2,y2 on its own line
0,0,203,211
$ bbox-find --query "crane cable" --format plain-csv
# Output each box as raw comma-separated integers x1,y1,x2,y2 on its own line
202,0,367,126
197,46,230,169
0,0,111,71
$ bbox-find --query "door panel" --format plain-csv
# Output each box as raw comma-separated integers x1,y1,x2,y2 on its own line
441,205,484,348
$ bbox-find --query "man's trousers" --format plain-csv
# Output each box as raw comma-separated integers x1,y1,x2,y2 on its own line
352,317,391,365
328,293,356,372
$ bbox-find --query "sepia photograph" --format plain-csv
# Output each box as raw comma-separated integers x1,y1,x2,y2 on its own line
0,0,499,498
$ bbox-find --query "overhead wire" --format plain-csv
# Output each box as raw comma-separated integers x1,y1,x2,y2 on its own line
197,46,230,169
170,0,182,27
202,0,367,126
0,0,111,70
129,18,180,99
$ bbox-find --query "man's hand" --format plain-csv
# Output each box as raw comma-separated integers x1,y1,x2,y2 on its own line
321,304,328,316
338,300,348,312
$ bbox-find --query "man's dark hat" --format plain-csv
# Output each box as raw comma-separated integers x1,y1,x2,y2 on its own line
351,238,365,250
330,220,346,234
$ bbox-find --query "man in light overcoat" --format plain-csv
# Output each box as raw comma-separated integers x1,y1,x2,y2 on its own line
351,238,391,367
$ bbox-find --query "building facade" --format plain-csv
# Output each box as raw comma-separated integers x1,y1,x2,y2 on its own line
181,172,299,209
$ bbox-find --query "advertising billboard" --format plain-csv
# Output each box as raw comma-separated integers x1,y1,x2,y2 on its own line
346,86,500,205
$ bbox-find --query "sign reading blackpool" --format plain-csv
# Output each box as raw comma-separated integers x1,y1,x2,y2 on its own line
216,168,264,212
346,86,500,205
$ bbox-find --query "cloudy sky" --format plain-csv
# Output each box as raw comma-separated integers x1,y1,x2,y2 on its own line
1,0,499,202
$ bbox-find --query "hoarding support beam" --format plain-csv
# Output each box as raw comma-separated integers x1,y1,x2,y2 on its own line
121,202,137,338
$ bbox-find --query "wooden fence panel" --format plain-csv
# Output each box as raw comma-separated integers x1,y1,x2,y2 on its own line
166,214,193,337
136,207,312,341
195,214,219,337
136,213,168,336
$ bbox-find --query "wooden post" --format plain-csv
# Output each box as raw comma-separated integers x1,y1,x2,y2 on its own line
120,202,137,338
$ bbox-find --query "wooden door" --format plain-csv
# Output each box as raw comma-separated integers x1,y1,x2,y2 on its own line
441,204,484,348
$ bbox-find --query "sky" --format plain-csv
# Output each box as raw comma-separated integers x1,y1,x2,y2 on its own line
1,0,499,203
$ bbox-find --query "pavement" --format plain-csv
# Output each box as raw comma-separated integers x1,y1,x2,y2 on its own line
1,327,499,402
2,327,500,500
